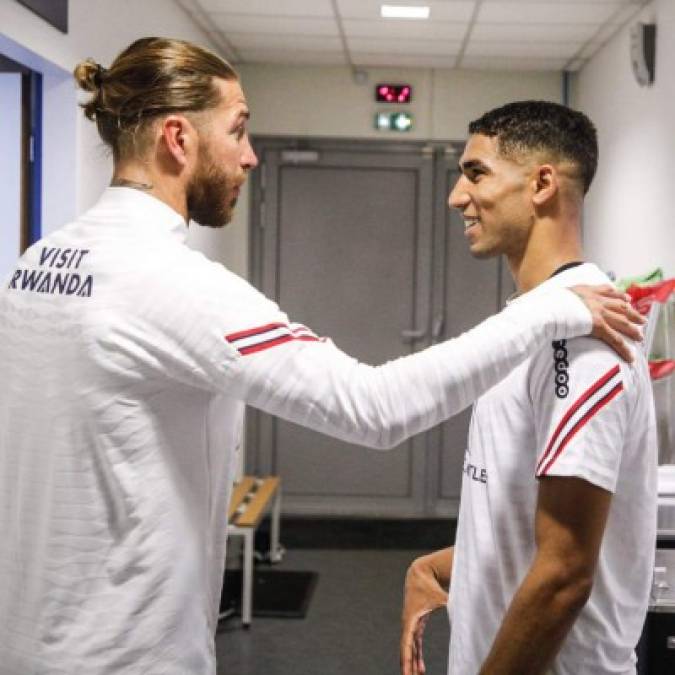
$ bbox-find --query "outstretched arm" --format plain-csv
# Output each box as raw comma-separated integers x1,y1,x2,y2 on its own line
231,285,642,449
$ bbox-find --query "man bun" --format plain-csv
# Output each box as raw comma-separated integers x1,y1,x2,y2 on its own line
72,38,238,161
73,58,106,120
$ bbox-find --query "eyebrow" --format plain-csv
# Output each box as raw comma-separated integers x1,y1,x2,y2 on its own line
458,159,489,173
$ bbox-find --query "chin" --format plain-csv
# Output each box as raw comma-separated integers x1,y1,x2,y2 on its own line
469,245,500,260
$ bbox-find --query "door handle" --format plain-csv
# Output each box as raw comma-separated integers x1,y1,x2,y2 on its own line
401,328,427,342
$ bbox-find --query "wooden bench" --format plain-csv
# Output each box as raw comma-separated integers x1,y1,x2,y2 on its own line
221,476,283,627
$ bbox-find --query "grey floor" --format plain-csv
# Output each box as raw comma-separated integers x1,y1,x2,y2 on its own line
216,549,449,675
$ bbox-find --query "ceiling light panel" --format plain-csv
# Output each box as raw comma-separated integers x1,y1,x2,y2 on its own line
337,0,475,22
228,33,343,51
478,0,634,3
237,49,347,66
460,55,568,71
478,1,624,24
353,52,459,68
196,0,334,16
381,5,430,19
343,18,468,40
208,15,339,36
465,40,581,58
348,37,462,55
471,22,598,43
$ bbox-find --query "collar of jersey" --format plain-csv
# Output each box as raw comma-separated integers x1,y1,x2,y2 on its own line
93,187,189,242
506,262,609,306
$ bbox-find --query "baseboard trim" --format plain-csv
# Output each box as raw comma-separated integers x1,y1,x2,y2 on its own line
256,516,457,550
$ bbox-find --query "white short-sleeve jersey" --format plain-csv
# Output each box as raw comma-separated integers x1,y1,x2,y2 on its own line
448,263,657,675
0,188,596,674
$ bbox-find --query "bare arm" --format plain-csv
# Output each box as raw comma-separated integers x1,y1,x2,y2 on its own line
400,547,454,675
479,477,611,674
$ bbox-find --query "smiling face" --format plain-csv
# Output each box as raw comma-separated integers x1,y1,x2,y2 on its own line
449,133,535,260
186,78,258,228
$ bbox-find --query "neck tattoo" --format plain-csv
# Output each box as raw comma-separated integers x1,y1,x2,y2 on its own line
111,178,154,192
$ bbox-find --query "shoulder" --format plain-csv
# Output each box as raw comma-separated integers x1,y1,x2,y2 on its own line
530,335,647,409
150,244,274,308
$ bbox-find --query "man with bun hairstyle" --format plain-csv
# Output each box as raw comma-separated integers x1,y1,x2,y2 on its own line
400,101,656,675
0,39,644,674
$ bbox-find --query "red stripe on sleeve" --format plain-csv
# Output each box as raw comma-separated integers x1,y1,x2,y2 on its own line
535,363,620,474
238,333,320,356
538,381,624,476
226,322,287,342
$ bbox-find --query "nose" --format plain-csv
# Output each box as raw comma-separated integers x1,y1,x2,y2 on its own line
448,175,470,211
242,137,259,170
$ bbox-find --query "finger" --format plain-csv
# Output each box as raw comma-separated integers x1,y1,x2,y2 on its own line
604,312,644,342
605,298,646,325
400,623,415,675
413,614,428,674
400,639,410,675
415,634,425,675
400,639,412,675
595,285,626,299
577,284,625,300
595,324,633,362
625,305,647,325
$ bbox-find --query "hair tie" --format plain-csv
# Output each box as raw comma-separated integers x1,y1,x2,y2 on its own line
93,63,106,87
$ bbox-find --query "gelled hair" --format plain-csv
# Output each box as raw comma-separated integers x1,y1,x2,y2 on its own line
73,37,238,160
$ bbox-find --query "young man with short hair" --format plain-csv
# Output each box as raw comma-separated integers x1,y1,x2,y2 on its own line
400,101,656,675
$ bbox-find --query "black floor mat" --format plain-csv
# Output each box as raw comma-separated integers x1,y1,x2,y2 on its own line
220,569,319,619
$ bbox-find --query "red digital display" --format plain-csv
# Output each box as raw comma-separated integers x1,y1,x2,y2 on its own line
376,84,412,103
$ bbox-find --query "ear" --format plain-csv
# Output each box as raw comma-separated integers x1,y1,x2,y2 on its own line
531,164,558,207
158,114,198,169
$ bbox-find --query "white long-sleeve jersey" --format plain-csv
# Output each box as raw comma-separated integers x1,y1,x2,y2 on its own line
0,188,593,674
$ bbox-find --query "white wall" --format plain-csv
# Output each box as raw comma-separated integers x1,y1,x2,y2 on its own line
573,0,675,279
0,0,249,270
0,73,22,281
239,63,561,141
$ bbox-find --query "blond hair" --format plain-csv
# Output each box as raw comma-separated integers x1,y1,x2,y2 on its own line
73,37,238,160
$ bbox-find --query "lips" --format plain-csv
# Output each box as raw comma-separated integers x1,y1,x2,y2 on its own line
464,217,480,231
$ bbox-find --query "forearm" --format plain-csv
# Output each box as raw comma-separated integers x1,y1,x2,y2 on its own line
479,562,590,675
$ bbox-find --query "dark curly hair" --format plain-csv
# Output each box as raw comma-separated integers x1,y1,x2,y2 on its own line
468,100,598,194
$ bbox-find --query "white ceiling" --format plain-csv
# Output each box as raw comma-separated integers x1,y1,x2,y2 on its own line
177,0,650,72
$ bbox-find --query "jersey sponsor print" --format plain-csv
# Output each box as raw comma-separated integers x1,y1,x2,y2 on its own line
7,246,93,298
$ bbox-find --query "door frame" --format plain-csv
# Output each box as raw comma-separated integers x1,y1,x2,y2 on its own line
0,53,42,252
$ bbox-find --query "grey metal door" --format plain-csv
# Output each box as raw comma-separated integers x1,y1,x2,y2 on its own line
248,140,512,518
249,140,435,517
425,149,515,516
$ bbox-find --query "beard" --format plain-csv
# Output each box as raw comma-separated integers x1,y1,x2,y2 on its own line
186,145,238,228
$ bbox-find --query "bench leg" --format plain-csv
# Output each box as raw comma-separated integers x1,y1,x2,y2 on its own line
242,529,254,628
270,487,283,564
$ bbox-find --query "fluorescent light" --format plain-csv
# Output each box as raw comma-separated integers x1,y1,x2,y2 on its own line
381,4,430,20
